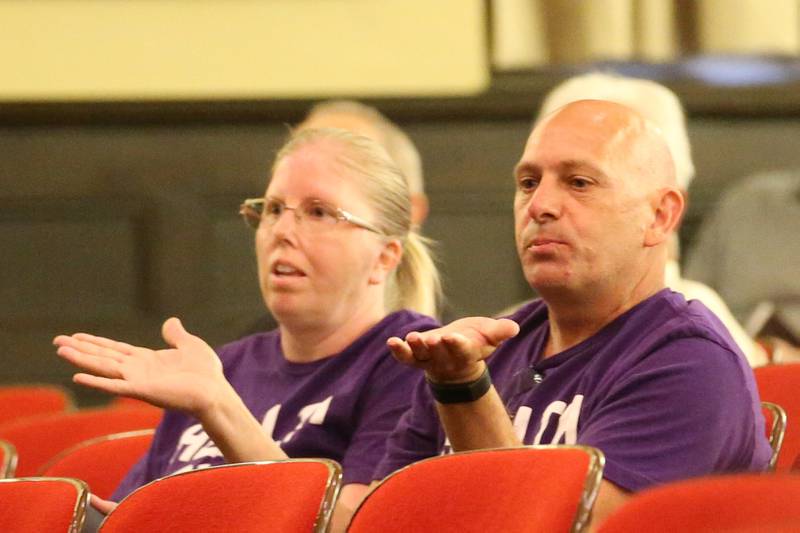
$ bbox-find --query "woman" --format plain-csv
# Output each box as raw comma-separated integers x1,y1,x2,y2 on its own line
54,128,441,529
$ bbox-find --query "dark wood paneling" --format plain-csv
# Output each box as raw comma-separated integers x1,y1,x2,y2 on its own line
3,100,800,405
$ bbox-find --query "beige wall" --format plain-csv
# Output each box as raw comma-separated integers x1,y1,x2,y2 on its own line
0,0,488,101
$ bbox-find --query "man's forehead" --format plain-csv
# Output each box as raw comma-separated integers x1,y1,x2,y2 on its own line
533,99,638,139
519,100,641,161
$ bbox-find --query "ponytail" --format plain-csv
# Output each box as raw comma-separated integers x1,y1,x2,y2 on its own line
390,230,442,318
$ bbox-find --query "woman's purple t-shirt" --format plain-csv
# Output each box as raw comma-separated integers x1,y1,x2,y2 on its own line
113,310,438,500
376,290,771,491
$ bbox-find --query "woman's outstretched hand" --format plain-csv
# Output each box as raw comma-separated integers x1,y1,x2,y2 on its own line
54,317,226,415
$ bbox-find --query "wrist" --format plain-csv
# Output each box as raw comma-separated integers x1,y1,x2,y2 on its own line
424,362,486,385
195,381,242,425
426,365,492,404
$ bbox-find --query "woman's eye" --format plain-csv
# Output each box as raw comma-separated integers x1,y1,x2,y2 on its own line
265,202,283,216
307,204,330,219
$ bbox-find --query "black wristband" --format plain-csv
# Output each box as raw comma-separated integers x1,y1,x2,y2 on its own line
426,367,492,404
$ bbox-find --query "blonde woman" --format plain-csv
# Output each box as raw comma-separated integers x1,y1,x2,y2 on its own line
55,128,441,529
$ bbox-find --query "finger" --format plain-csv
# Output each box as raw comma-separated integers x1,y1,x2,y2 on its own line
441,332,474,355
406,333,433,362
72,333,136,355
90,494,118,515
54,335,128,363
162,317,201,350
57,346,124,378
73,373,133,397
387,337,413,362
481,318,520,347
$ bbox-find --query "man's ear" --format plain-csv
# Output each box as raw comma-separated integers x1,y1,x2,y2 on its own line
644,188,685,247
369,239,403,285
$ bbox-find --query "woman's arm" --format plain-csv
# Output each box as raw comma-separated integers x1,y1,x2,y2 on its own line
54,317,286,462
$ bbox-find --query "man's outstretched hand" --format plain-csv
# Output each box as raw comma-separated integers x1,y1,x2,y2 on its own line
387,317,520,383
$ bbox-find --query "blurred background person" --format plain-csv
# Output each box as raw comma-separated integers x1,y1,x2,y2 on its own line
298,100,429,227
685,169,800,363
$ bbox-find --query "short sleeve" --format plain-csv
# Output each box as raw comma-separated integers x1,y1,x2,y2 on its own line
372,378,445,481
338,356,425,485
578,337,763,491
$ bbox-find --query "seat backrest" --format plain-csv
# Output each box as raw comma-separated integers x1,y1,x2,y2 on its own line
108,396,154,410
99,459,341,533
347,445,605,533
0,384,73,425
597,473,800,533
761,401,787,471
38,429,154,499
0,438,18,478
754,363,800,471
0,405,162,477
0,477,88,532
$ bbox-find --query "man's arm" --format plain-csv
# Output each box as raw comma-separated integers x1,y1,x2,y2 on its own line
434,380,520,450
588,481,630,532
387,317,521,451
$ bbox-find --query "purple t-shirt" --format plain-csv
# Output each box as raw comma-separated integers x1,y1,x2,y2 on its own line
113,310,438,501
376,290,771,491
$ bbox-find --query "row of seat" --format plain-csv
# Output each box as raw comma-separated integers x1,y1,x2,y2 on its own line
0,396,791,493
2,446,800,532
0,363,798,531
0,403,162,478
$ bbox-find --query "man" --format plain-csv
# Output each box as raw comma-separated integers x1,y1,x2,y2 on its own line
376,100,771,528
536,72,768,367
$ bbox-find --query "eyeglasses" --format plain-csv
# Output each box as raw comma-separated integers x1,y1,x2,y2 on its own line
239,197,384,235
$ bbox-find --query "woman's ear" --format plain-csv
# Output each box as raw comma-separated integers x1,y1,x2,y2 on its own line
644,187,685,247
369,239,403,285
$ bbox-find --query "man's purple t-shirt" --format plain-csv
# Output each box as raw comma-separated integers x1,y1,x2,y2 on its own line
113,310,438,501
375,290,772,491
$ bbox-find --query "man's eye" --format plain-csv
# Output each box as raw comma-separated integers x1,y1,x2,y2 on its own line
571,177,591,189
518,177,538,191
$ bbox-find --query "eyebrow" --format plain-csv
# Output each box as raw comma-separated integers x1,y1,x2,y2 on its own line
513,161,539,179
513,159,609,182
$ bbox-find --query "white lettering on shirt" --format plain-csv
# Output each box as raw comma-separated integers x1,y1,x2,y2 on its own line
261,403,281,438
173,423,223,463
171,397,334,467
530,395,584,445
278,396,333,445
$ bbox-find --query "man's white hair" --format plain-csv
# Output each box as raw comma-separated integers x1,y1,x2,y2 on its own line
538,72,695,190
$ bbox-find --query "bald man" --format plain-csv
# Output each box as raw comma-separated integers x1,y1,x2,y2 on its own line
374,100,771,528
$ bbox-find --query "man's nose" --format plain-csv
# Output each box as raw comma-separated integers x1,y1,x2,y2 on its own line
526,176,562,222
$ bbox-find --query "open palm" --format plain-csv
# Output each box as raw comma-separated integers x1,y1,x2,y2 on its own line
54,317,227,415
387,316,520,382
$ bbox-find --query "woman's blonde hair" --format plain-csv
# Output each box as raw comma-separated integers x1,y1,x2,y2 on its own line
271,128,442,317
